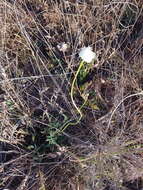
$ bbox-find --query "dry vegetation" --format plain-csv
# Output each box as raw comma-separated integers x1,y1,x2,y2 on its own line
1,0,143,189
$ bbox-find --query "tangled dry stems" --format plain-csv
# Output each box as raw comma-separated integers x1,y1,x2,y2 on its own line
1,0,143,189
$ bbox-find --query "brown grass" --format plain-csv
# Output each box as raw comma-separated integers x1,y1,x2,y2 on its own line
1,0,143,189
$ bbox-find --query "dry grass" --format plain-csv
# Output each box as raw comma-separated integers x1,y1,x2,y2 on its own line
1,0,143,189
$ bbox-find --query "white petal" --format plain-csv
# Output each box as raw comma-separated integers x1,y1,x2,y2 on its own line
79,46,96,63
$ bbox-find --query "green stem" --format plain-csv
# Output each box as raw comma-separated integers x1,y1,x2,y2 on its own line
70,60,84,118
53,60,85,135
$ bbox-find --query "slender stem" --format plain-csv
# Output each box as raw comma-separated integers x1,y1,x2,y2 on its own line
53,60,85,135
70,60,84,118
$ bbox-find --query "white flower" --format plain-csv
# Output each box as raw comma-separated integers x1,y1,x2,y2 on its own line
57,42,68,52
79,46,96,63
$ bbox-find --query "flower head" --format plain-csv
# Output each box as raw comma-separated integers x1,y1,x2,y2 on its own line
57,42,68,52
79,46,96,63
